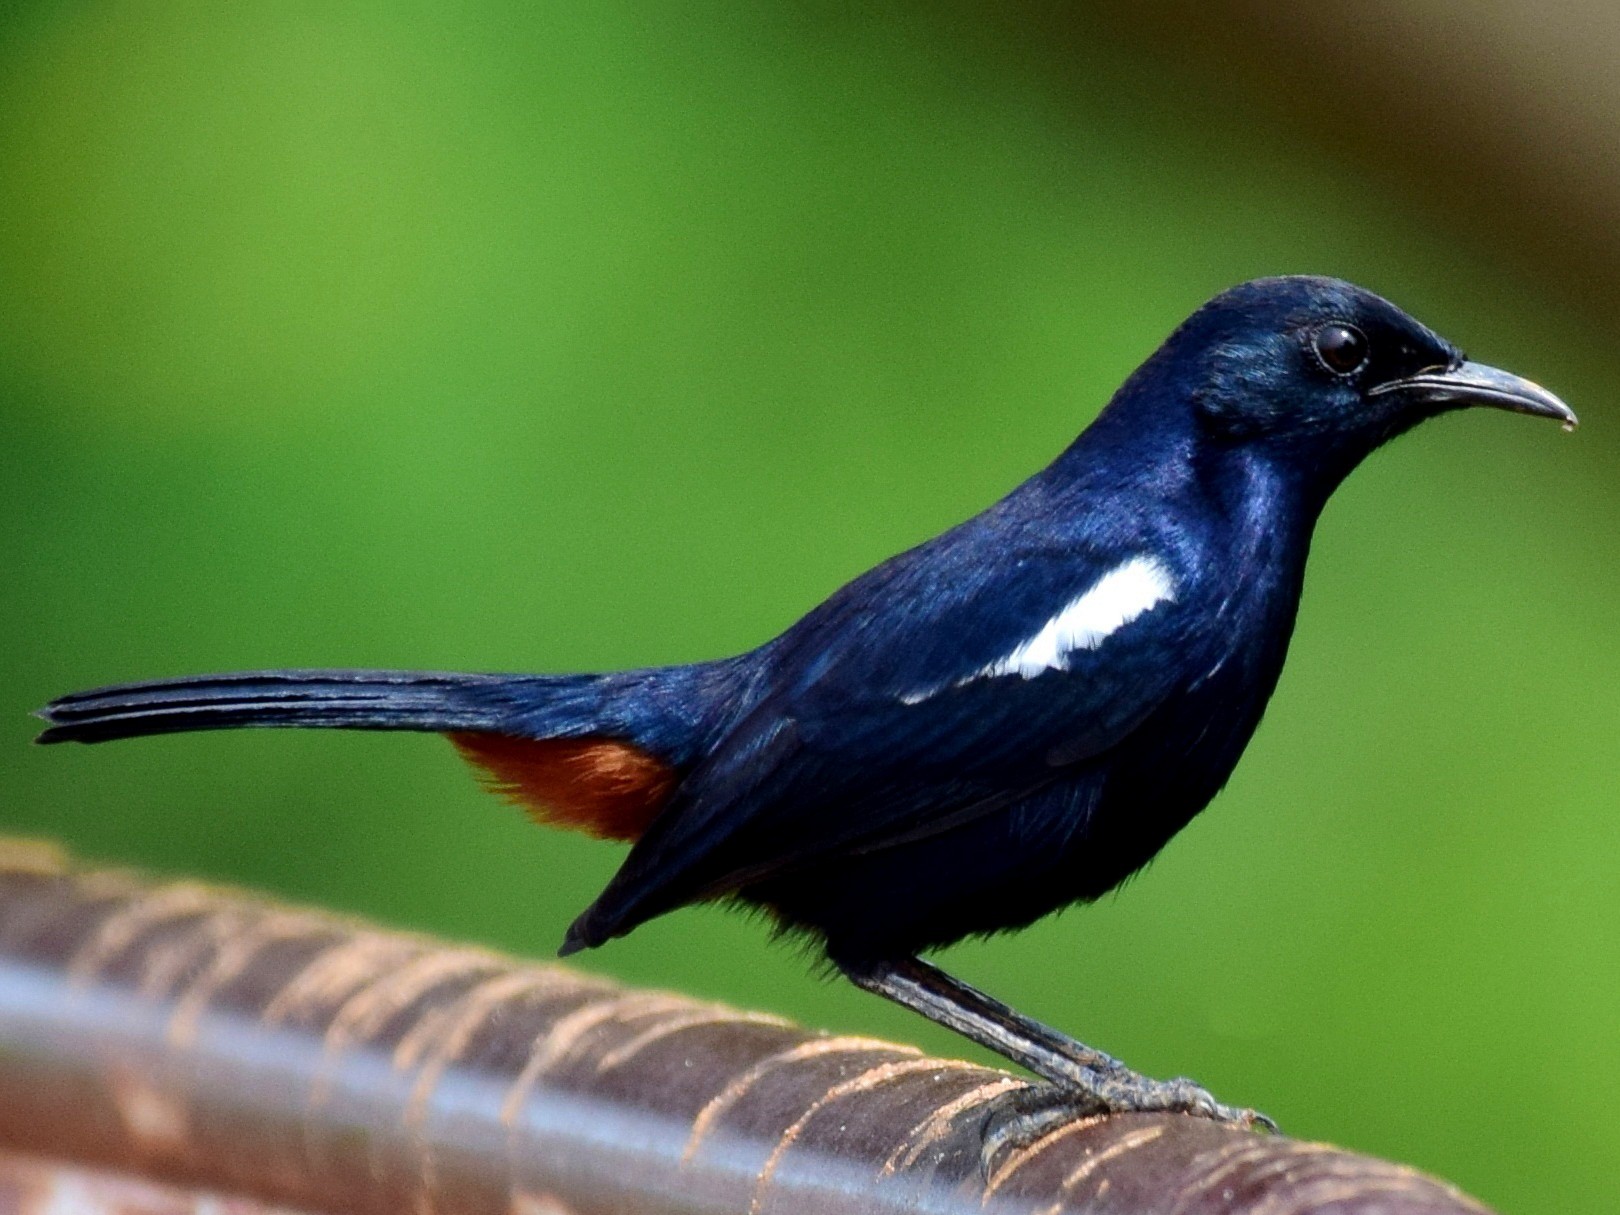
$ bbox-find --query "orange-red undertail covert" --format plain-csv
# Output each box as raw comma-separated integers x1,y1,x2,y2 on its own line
448,733,677,842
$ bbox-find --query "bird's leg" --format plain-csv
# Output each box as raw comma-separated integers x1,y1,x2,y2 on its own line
835,953,1128,1081
834,954,1275,1140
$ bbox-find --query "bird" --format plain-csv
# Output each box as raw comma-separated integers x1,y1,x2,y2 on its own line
35,276,1576,1135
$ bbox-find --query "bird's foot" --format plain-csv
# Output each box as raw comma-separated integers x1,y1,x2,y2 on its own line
979,1075,1276,1175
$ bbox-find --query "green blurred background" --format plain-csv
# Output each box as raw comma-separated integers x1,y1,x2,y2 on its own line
2,3,1615,1209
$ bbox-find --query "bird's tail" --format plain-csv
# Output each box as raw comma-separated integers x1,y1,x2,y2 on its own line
35,663,744,845
34,669,530,744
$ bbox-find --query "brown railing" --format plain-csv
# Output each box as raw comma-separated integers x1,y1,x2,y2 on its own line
0,839,1491,1215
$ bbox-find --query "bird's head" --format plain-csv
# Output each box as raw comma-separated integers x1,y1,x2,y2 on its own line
1139,276,1575,487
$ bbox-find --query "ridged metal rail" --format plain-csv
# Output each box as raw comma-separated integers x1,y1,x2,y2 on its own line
0,839,1491,1215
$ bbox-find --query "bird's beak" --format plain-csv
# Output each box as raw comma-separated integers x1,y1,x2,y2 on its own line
1371,361,1578,431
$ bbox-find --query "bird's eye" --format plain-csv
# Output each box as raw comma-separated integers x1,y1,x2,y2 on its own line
1312,324,1369,376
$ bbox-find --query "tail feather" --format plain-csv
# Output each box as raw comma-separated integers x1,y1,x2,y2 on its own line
34,669,517,744
35,659,754,872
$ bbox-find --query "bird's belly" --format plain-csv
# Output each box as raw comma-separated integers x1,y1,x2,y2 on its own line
741,774,1109,956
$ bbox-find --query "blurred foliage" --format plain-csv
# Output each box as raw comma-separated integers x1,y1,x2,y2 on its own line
1,3,1614,1211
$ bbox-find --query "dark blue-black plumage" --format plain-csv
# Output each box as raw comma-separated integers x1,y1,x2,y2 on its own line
36,276,1574,1126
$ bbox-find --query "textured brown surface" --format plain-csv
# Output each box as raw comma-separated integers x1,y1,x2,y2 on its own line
0,1150,317,1215
0,839,1493,1215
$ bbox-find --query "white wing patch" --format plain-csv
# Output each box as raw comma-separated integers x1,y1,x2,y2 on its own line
898,555,1178,704
980,555,1178,679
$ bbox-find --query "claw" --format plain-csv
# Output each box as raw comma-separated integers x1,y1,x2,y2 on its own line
1240,1107,1281,1134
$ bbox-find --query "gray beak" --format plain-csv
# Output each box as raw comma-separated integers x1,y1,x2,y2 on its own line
1371,360,1578,430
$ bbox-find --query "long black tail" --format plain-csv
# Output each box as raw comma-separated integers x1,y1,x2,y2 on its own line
36,660,748,776
34,669,539,745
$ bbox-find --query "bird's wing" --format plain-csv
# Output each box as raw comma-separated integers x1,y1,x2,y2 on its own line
571,529,1203,946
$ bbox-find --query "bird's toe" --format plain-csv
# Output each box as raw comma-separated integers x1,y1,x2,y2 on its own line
978,1083,1109,1178
1109,1074,1279,1132
976,1073,1278,1177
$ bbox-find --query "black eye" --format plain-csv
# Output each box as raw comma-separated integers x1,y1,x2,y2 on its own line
1312,324,1369,376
